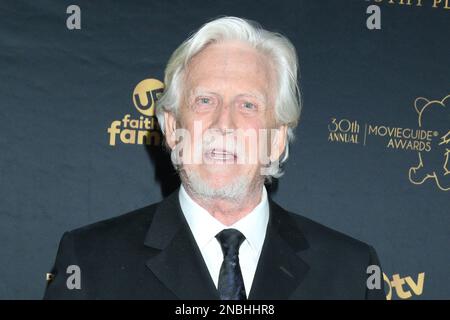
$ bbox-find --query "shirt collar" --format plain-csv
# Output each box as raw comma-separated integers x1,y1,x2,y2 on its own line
179,184,269,255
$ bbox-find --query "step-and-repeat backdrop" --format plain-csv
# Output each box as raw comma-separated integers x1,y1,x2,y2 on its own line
0,0,448,299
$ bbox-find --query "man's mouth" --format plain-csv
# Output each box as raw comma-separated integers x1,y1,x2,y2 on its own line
205,148,237,162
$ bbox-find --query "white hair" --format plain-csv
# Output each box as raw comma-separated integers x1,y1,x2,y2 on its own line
155,16,302,179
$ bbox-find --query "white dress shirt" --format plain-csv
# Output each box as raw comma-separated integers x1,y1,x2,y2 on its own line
178,184,269,297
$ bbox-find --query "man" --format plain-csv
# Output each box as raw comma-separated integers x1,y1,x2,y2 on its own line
44,16,385,300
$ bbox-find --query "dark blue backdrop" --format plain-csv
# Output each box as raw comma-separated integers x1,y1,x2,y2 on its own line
0,0,448,299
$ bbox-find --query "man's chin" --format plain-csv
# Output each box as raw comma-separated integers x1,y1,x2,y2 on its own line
202,162,239,171
181,168,254,200
193,173,240,189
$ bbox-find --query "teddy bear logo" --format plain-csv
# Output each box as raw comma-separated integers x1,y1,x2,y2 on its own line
408,95,450,191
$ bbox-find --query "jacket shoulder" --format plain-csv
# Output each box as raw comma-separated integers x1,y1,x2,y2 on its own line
274,203,385,299
67,201,160,245
275,201,375,257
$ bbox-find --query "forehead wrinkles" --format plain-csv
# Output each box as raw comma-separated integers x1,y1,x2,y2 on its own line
186,41,274,79
181,43,278,115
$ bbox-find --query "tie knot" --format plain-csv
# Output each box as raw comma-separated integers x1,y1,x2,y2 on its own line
216,228,246,257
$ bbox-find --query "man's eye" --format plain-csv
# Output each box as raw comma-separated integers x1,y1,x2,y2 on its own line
197,97,211,104
242,102,256,110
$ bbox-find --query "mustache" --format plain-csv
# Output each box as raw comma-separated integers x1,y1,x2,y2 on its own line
201,133,240,157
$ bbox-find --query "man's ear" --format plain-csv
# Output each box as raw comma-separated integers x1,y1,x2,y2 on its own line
164,111,177,149
270,125,288,162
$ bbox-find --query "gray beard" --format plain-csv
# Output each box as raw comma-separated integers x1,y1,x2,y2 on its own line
180,168,254,202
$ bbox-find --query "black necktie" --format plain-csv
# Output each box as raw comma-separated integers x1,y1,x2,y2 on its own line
215,228,247,300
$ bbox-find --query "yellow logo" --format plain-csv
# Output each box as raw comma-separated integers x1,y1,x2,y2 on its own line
409,95,450,191
368,0,450,10
107,78,164,146
132,78,164,116
384,272,425,300
327,94,449,191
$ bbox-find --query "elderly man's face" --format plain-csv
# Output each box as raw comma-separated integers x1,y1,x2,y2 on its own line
165,40,286,195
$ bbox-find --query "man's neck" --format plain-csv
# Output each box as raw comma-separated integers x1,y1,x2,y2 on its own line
182,182,264,226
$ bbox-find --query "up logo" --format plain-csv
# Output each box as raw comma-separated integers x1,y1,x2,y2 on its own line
107,78,164,146
132,79,165,117
409,95,450,191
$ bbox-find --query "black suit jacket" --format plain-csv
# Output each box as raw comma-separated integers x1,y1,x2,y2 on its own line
44,189,385,299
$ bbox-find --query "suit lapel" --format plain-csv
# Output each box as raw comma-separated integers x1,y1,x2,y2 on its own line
143,189,219,300
248,198,310,300
143,189,310,300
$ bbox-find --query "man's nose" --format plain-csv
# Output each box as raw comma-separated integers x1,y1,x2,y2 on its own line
211,103,236,133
